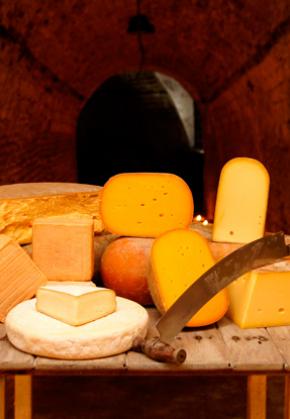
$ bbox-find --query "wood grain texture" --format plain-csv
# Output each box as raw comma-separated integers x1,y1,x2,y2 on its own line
0,376,5,419
14,375,32,419
218,317,284,371
284,375,290,419
267,326,290,370
247,375,267,419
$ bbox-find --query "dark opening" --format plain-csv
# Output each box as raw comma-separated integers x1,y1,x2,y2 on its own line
76,72,204,213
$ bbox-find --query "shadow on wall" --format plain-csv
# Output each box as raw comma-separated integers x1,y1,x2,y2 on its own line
76,72,204,213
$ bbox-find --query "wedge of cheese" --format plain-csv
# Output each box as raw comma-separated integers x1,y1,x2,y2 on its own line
149,229,229,327
0,182,103,244
213,158,270,243
0,234,47,322
32,215,94,281
227,260,290,328
101,173,194,237
36,282,116,326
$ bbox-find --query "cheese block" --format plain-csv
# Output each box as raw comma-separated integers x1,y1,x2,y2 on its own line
5,297,149,359
149,229,229,327
0,234,47,322
213,158,270,243
0,182,103,244
32,215,94,281
36,282,116,326
227,259,290,328
101,173,194,237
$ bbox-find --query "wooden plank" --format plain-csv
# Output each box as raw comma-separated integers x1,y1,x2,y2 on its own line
247,375,267,419
217,317,284,371
266,326,290,370
284,375,290,419
0,325,35,371
0,376,5,419
14,375,32,419
35,353,126,371
126,309,231,371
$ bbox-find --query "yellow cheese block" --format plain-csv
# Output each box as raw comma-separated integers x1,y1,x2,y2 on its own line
0,234,47,321
32,215,94,281
0,182,103,244
101,173,194,237
149,229,229,327
36,282,116,326
213,158,270,243
227,260,290,328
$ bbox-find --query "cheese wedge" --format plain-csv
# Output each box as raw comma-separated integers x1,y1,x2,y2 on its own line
149,229,229,327
101,173,194,237
32,215,94,281
0,182,103,244
36,282,116,326
227,260,290,328
0,234,47,322
213,158,270,243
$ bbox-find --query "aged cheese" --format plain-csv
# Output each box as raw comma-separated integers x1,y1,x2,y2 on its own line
227,260,290,328
149,229,229,327
5,297,149,359
0,182,103,244
213,158,270,243
36,282,116,326
101,173,194,237
32,215,94,281
0,234,46,322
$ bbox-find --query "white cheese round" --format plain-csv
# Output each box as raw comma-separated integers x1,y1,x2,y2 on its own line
5,297,148,360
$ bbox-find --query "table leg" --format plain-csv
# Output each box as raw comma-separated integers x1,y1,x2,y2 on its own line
0,376,5,419
14,375,32,419
247,374,267,419
284,375,290,419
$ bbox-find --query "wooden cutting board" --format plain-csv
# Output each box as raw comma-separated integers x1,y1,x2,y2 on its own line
5,297,148,360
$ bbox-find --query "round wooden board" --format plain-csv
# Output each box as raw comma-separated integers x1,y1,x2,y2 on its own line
5,297,148,360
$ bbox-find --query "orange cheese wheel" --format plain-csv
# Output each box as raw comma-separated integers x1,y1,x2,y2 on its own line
149,229,229,327
100,173,194,237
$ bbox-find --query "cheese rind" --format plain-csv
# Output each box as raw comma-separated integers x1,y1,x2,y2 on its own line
36,282,116,326
5,297,149,359
32,215,94,281
213,158,270,243
0,234,47,322
227,260,290,328
0,182,103,244
101,173,194,237
149,229,229,327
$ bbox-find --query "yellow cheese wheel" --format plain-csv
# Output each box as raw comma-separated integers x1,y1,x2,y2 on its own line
149,229,229,327
213,157,270,243
101,173,194,237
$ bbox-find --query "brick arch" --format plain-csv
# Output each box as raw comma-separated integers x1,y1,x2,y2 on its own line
0,1,289,231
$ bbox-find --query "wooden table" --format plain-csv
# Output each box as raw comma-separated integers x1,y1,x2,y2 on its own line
1,309,290,419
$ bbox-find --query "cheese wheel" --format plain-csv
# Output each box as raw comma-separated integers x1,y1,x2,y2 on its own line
5,297,148,359
213,158,270,243
100,173,194,237
227,259,290,328
149,229,229,327
0,182,103,244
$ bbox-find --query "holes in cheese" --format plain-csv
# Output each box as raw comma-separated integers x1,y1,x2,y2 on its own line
213,157,270,243
0,234,46,322
100,173,194,237
149,229,229,327
32,215,94,281
227,260,290,328
36,282,116,326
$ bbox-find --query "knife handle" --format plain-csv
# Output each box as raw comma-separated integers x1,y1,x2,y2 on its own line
132,336,186,364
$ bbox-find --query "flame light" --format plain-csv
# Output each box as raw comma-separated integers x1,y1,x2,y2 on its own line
193,214,209,226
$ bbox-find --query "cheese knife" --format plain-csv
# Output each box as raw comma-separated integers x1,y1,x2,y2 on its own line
133,232,290,363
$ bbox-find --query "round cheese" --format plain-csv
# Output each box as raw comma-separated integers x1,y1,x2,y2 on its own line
5,297,148,360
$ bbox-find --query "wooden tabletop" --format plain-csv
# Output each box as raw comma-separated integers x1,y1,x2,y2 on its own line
1,309,290,375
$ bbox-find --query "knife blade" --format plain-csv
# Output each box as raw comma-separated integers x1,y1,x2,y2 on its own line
156,231,290,343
